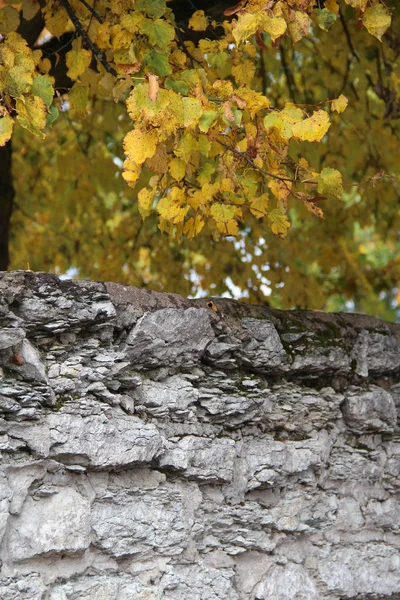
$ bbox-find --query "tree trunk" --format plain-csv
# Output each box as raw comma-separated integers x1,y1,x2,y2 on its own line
0,141,14,271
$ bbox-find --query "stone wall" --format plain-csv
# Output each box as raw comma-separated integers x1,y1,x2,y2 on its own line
0,271,399,600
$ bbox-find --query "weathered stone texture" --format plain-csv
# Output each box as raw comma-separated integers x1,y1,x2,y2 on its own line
0,270,399,599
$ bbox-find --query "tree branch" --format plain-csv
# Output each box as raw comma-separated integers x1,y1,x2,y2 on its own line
217,139,296,184
60,0,117,76
78,0,104,23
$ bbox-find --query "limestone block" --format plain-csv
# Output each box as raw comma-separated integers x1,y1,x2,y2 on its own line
158,435,236,482
318,544,400,597
342,385,397,433
6,488,90,560
253,563,318,600
47,412,167,467
0,574,47,600
91,486,189,558
126,307,214,368
240,318,288,371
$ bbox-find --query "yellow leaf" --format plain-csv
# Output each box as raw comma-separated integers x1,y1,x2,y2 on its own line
4,65,34,97
16,96,47,138
325,0,339,15
212,79,234,99
317,167,343,199
268,209,290,238
238,89,270,118
298,157,309,169
0,6,20,34
123,128,158,165
210,203,241,235
232,61,256,86
268,179,292,213
182,97,203,127
363,4,391,42
122,160,141,188
288,12,310,44
22,0,41,21
157,187,189,224
331,94,348,114
264,16,287,42
44,5,69,38
292,110,330,142
0,114,14,146
183,215,205,238
174,133,198,161
232,12,287,44
138,187,154,212
232,12,260,44
169,158,186,181
66,45,92,80
250,193,269,219
343,0,367,9
188,10,209,31
264,104,303,140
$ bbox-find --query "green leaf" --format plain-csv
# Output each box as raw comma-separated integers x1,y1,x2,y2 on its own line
135,0,167,18
32,75,54,108
139,18,175,50
144,50,172,76
199,110,219,133
166,79,189,95
316,8,337,31
317,167,343,199
46,105,59,128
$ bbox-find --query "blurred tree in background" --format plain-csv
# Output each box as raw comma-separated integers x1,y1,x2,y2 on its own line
1,0,399,319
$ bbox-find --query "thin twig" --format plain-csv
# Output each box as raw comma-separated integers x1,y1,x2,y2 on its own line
339,7,359,62
218,139,295,183
78,0,103,23
60,0,116,76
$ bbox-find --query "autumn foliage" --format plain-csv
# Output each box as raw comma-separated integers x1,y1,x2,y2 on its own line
1,0,399,317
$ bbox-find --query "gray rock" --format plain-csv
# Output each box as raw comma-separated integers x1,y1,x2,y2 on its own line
342,385,397,433
318,544,400,597
0,574,47,600
0,328,25,351
5,488,90,560
91,486,190,558
241,318,288,371
126,307,214,368
253,563,318,600
47,412,167,467
158,436,236,482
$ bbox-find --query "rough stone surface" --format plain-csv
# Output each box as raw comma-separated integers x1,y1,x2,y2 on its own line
0,270,399,599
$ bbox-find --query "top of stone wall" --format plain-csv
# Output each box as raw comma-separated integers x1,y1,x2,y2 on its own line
1,270,400,386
